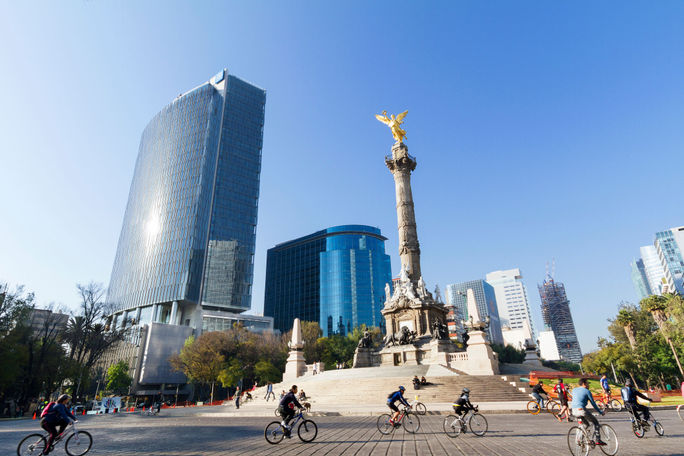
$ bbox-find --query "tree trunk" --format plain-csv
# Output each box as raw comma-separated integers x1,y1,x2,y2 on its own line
667,338,684,377
628,371,640,390
210,381,214,405
623,325,637,350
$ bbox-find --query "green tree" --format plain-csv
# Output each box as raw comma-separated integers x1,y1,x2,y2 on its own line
106,361,132,395
491,343,525,364
254,360,281,384
170,332,227,404
641,294,684,377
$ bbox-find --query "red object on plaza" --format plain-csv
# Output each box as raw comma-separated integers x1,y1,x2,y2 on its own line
32,412,36,420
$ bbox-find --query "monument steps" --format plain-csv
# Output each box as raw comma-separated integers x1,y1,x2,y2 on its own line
272,369,532,404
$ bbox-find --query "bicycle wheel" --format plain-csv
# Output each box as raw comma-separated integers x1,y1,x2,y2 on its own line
274,408,280,417
17,433,46,456
526,400,541,415
653,420,664,436
567,426,589,456
596,401,607,413
264,421,285,444
469,413,488,436
65,430,93,456
632,420,644,438
377,413,394,435
548,401,560,415
443,415,462,438
598,424,618,456
678,404,683,421
402,412,420,434
414,402,427,415
608,399,622,412
298,419,318,442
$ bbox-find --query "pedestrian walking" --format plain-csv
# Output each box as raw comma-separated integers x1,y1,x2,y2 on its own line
235,387,240,409
264,382,275,401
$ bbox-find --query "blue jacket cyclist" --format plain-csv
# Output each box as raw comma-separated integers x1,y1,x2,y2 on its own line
621,379,651,423
570,378,606,446
387,386,410,425
278,385,303,438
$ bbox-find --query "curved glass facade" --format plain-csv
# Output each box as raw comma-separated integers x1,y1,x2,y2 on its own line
264,225,392,336
107,69,266,326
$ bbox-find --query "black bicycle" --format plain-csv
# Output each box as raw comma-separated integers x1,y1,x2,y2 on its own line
264,409,317,444
17,421,92,456
626,406,664,438
443,406,487,437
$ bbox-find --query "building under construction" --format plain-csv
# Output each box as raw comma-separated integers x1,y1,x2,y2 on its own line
538,277,583,363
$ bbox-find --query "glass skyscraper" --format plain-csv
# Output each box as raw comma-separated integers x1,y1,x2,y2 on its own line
444,280,504,345
538,277,582,363
630,258,652,301
264,225,392,336
654,227,684,294
108,69,265,325
104,70,268,394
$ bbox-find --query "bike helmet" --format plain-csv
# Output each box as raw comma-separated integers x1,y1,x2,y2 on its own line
398,385,405,391
625,379,633,387
57,394,71,403
462,387,470,395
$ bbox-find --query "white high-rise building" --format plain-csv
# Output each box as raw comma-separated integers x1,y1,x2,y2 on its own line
538,329,561,361
486,268,534,343
640,245,666,296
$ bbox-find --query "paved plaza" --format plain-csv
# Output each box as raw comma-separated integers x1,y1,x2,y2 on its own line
2,407,683,455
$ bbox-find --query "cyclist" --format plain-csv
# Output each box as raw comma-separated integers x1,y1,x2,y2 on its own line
387,385,410,426
554,378,572,422
600,374,611,402
278,385,303,438
453,387,477,417
40,394,77,455
532,380,548,409
621,379,651,424
571,378,606,446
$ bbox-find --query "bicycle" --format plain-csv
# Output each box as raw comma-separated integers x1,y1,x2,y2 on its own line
596,393,623,413
409,397,427,415
264,408,317,444
17,421,93,456
625,406,664,438
443,406,487,438
377,406,420,434
527,397,560,415
566,415,618,456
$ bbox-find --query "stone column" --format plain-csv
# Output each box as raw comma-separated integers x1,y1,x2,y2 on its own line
170,301,179,325
385,142,421,283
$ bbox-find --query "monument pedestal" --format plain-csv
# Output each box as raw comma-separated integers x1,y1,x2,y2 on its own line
379,344,421,366
352,347,374,368
464,329,500,375
523,347,543,368
427,338,457,365
284,349,307,380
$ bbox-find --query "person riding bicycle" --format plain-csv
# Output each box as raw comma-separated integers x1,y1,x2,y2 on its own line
387,385,410,426
571,378,606,446
453,387,477,417
554,378,572,422
600,374,611,401
40,394,77,455
621,379,651,424
532,380,548,409
278,385,303,438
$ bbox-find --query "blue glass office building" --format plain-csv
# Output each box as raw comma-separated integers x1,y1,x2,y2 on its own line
107,69,266,336
264,225,392,336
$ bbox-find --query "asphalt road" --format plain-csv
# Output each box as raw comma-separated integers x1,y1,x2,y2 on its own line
2,407,683,455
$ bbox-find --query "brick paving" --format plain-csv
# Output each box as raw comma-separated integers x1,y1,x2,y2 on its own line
2,408,683,455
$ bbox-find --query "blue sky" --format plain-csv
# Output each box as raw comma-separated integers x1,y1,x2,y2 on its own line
1,1,683,353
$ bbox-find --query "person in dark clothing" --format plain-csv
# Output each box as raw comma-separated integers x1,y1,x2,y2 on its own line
387,386,410,425
40,394,76,455
278,385,303,437
453,388,477,416
412,376,420,390
621,379,651,423
532,381,548,408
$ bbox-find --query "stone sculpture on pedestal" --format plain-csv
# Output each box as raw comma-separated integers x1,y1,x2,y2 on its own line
461,288,500,375
352,331,375,368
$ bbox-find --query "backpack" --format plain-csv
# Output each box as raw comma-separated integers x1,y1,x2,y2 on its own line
40,402,56,418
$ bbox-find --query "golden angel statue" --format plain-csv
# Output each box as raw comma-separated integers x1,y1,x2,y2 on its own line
375,110,408,143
